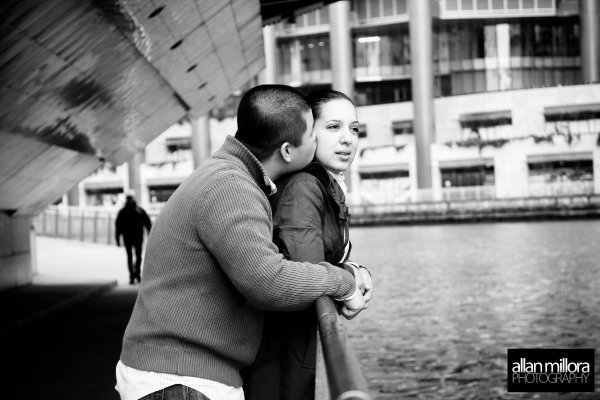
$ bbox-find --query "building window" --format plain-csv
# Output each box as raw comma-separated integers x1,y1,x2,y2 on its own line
358,123,368,138
360,169,407,179
459,110,513,140
353,24,411,80
300,35,331,82
359,168,411,204
354,0,408,22
281,7,329,31
441,165,495,187
278,35,331,85
355,79,411,105
85,188,123,207
528,157,594,196
439,0,556,18
544,103,600,138
434,17,582,96
149,185,180,203
165,137,191,153
392,120,413,135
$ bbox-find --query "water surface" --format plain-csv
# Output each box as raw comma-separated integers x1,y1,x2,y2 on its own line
347,220,600,399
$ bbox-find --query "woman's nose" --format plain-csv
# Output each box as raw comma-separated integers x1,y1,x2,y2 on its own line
340,128,352,144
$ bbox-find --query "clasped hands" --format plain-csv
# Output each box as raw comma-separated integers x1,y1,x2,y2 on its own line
339,262,372,320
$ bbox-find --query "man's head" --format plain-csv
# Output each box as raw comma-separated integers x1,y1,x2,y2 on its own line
235,85,316,177
125,191,136,206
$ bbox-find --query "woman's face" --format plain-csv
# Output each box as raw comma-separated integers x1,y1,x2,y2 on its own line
313,99,359,174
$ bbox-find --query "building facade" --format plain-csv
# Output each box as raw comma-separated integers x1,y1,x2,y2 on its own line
73,0,600,208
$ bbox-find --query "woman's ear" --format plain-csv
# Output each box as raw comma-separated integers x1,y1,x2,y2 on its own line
279,142,292,163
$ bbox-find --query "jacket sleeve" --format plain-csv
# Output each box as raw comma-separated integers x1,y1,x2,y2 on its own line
115,210,122,242
196,174,355,311
272,178,325,264
142,209,152,233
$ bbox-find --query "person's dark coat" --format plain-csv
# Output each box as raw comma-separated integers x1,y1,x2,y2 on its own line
243,162,350,400
115,200,152,245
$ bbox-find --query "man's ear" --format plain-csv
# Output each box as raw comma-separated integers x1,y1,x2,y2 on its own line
279,142,292,163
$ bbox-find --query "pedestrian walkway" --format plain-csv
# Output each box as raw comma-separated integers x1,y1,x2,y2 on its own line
1,236,134,331
0,236,138,399
33,235,131,285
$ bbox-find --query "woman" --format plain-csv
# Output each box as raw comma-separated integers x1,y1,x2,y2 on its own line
243,89,372,400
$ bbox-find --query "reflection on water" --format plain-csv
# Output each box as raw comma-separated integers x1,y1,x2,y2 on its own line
347,220,600,399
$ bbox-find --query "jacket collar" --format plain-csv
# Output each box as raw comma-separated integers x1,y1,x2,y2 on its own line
213,136,276,196
304,162,348,220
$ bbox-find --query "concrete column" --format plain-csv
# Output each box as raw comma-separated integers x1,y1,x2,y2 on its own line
30,222,37,276
581,0,600,83
127,151,142,200
262,25,277,84
191,115,212,169
78,182,87,207
409,0,436,190
0,213,33,290
329,1,354,98
329,0,355,191
140,174,151,209
67,186,80,206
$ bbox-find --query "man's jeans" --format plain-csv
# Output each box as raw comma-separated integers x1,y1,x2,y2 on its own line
139,385,212,400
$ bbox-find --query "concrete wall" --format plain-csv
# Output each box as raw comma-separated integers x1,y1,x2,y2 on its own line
0,213,33,291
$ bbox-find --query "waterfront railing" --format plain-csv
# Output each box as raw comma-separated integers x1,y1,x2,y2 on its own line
32,206,157,245
315,296,371,400
34,186,600,242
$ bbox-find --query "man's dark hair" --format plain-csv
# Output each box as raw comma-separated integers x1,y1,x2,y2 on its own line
235,85,311,161
306,89,354,120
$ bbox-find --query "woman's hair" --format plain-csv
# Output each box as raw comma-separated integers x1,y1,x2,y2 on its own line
235,85,311,161
306,89,355,119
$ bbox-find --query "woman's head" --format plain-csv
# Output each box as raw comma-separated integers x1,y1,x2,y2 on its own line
307,89,359,174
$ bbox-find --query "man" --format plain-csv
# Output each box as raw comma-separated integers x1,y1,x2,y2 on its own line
116,85,367,400
115,192,152,284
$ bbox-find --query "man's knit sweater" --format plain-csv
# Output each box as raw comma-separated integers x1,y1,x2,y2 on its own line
120,136,356,388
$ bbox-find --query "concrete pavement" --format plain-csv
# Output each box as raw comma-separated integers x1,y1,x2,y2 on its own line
0,236,139,399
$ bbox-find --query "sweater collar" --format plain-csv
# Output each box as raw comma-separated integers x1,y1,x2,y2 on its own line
214,136,276,196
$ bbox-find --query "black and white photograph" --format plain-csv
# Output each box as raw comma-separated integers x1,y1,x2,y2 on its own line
0,1,599,399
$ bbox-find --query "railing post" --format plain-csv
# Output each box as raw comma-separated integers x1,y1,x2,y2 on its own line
54,208,59,237
67,208,72,239
42,209,47,235
107,212,113,245
79,208,85,241
93,211,98,243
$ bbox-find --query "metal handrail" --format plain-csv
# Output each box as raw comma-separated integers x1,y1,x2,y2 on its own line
315,296,371,400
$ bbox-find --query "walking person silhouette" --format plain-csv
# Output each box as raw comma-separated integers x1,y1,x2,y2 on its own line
115,192,152,284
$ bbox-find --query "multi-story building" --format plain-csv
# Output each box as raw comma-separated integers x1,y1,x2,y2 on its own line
73,0,600,209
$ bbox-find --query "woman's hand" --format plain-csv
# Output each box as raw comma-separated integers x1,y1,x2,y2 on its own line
340,287,366,320
344,262,373,307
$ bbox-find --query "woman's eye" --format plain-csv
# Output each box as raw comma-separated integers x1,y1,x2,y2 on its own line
350,126,360,134
327,124,340,130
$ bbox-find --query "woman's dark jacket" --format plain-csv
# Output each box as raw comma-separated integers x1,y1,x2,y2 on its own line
243,162,351,400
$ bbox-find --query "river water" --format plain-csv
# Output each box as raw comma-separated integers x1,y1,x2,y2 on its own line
346,220,600,399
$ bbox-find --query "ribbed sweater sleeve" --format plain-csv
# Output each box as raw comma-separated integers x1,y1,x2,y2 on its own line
197,172,356,311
